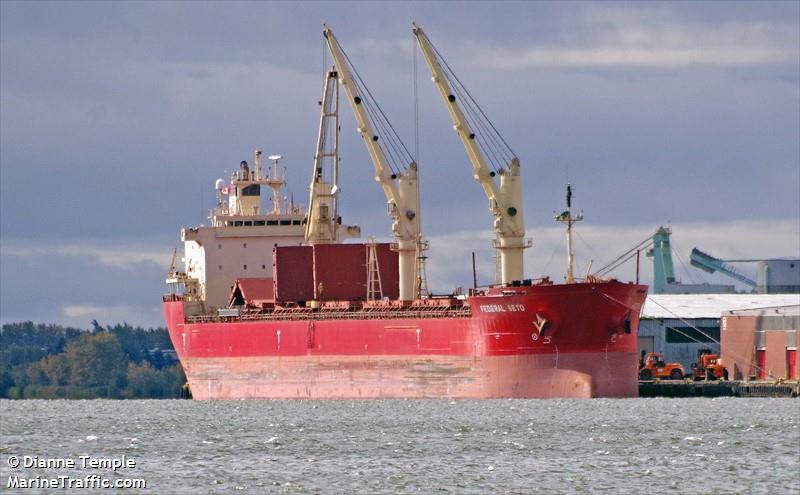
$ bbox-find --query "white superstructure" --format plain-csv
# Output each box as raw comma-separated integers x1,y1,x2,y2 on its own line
172,150,360,310
179,152,305,309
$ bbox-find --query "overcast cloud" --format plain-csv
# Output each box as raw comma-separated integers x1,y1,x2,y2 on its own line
1,1,798,329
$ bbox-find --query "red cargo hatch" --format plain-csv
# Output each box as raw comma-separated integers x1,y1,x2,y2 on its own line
312,244,368,301
274,245,314,303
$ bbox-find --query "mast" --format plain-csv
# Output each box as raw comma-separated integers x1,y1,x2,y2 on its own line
555,184,583,283
412,23,529,285
254,149,263,181
323,24,427,300
305,67,342,244
266,154,284,215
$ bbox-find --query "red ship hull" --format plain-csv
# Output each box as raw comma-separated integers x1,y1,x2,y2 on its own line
164,281,647,399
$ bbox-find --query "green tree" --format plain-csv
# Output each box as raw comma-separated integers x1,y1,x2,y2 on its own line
0,369,14,397
124,362,185,398
25,361,47,385
1,322,82,369
41,355,70,386
1,321,179,399
125,362,160,397
64,333,127,389
9,365,28,390
109,324,145,363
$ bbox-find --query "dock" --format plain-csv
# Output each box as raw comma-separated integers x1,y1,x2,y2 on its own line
638,380,799,398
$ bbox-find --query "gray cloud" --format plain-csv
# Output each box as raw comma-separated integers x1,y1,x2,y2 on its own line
1,1,798,326
2,219,795,329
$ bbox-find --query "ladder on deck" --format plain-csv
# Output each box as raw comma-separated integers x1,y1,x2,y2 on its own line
367,240,383,301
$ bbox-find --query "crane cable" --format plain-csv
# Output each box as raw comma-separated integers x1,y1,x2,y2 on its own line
413,38,420,165
593,233,654,277
420,29,516,172
332,37,415,176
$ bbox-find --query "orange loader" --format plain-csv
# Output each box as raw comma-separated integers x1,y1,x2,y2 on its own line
692,352,728,381
638,352,685,380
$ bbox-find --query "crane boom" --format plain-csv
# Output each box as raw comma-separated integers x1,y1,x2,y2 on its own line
412,23,528,284
690,248,757,287
323,25,425,300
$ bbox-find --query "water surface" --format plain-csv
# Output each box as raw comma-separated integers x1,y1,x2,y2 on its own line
1,399,798,494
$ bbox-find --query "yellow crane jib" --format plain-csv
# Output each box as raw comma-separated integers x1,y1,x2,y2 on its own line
412,23,530,285
323,24,427,300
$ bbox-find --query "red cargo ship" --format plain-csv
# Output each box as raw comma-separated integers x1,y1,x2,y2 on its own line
163,26,648,399
163,166,647,399
164,280,645,399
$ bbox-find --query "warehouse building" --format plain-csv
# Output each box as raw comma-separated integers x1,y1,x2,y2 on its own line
638,294,800,374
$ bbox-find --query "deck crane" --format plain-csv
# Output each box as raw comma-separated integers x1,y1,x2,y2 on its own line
305,66,361,244
412,23,530,285
323,25,427,301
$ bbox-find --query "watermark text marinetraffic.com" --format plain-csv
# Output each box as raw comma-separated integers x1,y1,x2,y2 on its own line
5,455,147,490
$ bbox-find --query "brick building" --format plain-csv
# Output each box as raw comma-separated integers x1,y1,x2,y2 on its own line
721,305,799,381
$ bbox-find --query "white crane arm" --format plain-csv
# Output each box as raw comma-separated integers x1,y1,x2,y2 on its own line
413,25,498,203
412,23,523,239
322,24,427,300
413,23,528,284
323,25,419,241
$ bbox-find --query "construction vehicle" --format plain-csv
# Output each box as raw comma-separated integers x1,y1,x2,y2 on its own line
639,352,685,380
692,351,728,381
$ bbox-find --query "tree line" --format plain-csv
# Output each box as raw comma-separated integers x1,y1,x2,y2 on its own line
0,321,186,399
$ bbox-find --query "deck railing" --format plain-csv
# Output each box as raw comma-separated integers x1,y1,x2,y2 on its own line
185,305,472,324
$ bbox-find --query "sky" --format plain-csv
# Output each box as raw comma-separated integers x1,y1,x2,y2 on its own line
1,1,799,329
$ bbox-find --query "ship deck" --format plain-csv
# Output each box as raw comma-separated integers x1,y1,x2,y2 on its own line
182,304,473,324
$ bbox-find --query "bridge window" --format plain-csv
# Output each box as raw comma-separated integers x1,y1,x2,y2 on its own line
241,184,261,196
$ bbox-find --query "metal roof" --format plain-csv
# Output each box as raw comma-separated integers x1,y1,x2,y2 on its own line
724,304,800,317
641,294,800,319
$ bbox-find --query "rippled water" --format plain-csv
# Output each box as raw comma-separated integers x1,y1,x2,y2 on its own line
1,399,798,494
